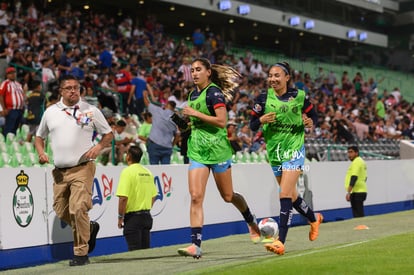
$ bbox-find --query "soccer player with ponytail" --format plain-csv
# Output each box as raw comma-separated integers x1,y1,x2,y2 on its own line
177,57,260,258
249,61,322,255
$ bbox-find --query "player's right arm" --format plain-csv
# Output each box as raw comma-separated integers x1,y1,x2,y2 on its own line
249,92,270,131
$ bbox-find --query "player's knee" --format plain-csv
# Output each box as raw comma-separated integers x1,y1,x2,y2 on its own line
190,192,204,204
221,192,233,203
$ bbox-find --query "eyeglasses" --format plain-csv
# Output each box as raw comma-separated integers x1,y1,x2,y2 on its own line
61,85,80,92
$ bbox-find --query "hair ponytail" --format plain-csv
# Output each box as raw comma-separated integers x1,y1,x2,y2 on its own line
192,57,241,102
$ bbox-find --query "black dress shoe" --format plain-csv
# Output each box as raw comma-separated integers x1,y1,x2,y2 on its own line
88,221,100,253
69,255,90,266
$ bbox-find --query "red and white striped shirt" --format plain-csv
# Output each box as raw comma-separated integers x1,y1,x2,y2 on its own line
0,79,25,110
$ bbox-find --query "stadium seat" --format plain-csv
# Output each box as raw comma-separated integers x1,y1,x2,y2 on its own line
5,133,15,145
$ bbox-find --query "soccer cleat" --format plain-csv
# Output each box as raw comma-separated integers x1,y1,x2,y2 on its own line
261,237,276,243
88,221,100,253
247,216,261,244
177,244,202,259
309,213,323,241
264,239,285,255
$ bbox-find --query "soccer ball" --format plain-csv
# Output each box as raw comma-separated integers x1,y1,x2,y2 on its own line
258,217,279,239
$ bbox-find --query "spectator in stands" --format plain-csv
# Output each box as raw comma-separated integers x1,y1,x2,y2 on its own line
374,118,386,139
327,70,337,91
250,129,265,153
353,72,364,97
0,67,25,136
83,86,99,108
0,34,8,79
129,73,151,121
249,59,264,84
98,43,112,73
331,118,355,143
0,0,410,167
58,46,75,78
352,116,369,141
46,92,59,108
399,115,414,140
116,145,157,251
35,74,113,266
113,119,133,164
314,67,326,88
25,80,44,142
177,56,192,86
168,88,185,109
192,28,205,52
345,145,367,218
227,121,242,153
143,89,178,165
0,2,9,28
341,71,352,92
137,111,152,143
237,123,252,152
249,61,322,256
390,87,401,104
115,63,132,115
374,92,386,120
41,56,56,91
177,57,260,259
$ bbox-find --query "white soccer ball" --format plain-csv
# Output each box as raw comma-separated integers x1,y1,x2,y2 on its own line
258,217,279,238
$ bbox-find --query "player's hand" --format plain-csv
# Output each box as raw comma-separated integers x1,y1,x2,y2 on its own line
182,106,198,117
345,193,351,201
303,114,313,128
260,112,276,124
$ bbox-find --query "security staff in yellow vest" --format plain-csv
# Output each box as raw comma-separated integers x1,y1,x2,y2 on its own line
345,145,367,218
116,145,158,250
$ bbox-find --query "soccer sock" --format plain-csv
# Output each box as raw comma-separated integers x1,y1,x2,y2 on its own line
293,196,316,223
241,207,255,224
278,198,293,244
191,227,202,248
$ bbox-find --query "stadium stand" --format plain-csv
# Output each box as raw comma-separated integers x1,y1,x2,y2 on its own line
0,1,413,167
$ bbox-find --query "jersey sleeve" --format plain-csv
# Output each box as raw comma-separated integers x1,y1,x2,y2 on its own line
249,92,267,131
206,86,226,109
302,94,318,126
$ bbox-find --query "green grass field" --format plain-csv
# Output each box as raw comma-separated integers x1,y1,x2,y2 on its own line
3,210,414,275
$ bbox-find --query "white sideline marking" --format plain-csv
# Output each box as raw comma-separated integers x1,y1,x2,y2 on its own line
280,240,371,260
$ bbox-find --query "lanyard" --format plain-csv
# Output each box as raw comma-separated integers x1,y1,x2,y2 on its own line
63,105,81,124
63,105,91,126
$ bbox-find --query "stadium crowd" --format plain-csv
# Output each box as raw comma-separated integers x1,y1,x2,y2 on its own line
0,2,413,164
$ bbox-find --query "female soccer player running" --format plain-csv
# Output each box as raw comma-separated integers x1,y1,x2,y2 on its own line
249,62,323,255
177,57,260,259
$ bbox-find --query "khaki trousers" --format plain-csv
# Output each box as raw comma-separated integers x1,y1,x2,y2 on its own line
52,161,96,256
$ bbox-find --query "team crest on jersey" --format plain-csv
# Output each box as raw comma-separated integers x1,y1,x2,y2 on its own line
291,106,299,114
254,104,262,112
279,105,288,113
